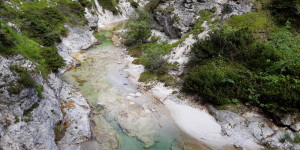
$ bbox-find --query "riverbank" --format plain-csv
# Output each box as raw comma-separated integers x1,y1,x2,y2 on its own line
63,30,202,149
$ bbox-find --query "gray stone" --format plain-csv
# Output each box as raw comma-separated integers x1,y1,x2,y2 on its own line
280,114,293,126
291,122,300,132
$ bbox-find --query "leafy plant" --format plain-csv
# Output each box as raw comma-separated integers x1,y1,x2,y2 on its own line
184,25,300,111
10,65,34,88
294,135,300,143
124,9,152,46
269,0,300,28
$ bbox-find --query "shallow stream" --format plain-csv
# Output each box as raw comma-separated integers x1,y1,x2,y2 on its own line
63,30,208,150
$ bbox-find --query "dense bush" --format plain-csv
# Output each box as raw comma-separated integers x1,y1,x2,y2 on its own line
183,26,300,112
189,27,280,71
268,28,300,77
0,22,16,49
0,0,88,76
57,0,87,25
124,9,152,46
269,0,300,27
41,47,65,73
140,45,167,74
226,11,275,41
183,60,245,105
20,6,65,46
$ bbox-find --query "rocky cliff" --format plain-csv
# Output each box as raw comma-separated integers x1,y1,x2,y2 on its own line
0,0,136,149
0,0,299,150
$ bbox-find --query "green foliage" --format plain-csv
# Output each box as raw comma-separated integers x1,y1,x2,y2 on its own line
20,6,65,46
129,0,139,8
269,27,300,77
269,0,300,28
139,71,156,83
191,10,213,35
0,23,16,48
183,60,244,105
15,116,20,123
294,135,300,143
139,71,177,87
145,0,166,12
78,0,92,7
189,26,280,72
227,11,275,41
41,47,65,73
10,65,34,88
0,0,86,76
97,0,119,15
184,26,300,111
57,0,87,25
35,85,44,100
0,22,64,76
125,9,152,46
140,44,167,74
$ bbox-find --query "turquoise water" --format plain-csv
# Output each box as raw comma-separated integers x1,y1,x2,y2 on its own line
63,31,181,150
103,112,177,150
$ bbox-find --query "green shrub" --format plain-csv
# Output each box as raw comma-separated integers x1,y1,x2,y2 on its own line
262,148,277,150
184,26,300,111
191,10,213,35
35,85,44,100
227,11,275,40
41,47,65,73
269,0,300,28
139,71,156,83
10,65,34,88
190,27,276,66
129,0,139,8
294,135,300,143
268,28,300,77
183,60,244,105
0,23,16,48
57,0,87,25
140,45,167,74
124,9,152,46
20,6,65,46
0,0,84,76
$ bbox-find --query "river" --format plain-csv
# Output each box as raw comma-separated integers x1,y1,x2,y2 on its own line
62,29,211,150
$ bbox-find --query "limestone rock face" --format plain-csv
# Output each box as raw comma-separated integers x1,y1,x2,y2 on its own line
207,105,300,150
0,55,62,150
152,0,253,38
58,82,91,148
0,16,96,150
57,25,98,68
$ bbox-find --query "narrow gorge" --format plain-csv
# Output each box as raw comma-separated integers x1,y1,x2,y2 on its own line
0,0,299,150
